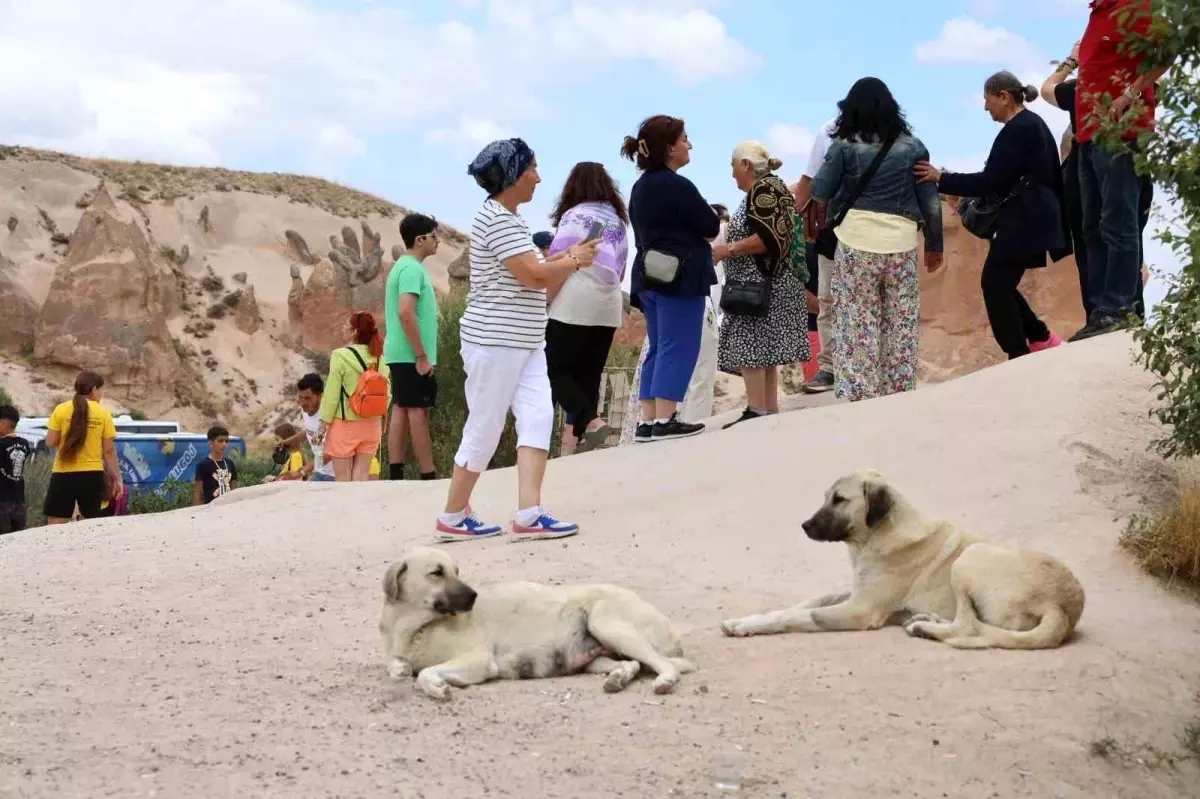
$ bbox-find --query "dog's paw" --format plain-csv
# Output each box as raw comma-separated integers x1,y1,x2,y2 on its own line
904,621,938,641
905,613,944,626
721,618,755,638
603,671,629,694
652,675,679,695
416,672,452,701
387,658,413,680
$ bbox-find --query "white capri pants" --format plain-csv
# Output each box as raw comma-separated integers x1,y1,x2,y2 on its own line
454,341,555,473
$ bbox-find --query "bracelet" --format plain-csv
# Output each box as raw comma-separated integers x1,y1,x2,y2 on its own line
1061,57,1078,72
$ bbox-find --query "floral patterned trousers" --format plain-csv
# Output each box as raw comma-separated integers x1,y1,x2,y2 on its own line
829,243,920,402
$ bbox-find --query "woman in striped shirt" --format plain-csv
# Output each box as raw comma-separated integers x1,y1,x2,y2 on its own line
436,138,600,544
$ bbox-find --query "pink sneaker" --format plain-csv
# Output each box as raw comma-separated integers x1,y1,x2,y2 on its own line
1029,332,1064,353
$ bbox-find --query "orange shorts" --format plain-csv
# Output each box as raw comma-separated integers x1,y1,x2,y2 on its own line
324,418,382,459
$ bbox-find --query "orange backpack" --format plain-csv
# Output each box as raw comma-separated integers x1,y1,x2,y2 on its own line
340,347,389,419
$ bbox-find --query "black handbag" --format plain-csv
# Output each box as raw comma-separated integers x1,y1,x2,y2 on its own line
720,277,771,317
814,135,897,259
957,177,1032,240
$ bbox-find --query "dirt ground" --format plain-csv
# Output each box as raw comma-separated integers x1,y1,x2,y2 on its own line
2,333,1199,799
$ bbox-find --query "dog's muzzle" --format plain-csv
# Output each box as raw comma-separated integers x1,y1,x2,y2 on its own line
433,583,478,615
802,509,848,542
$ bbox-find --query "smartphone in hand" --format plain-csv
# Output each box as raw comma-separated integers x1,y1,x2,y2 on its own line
582,220,606,243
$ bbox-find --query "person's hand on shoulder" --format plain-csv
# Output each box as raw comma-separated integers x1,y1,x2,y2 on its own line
914,161,942,185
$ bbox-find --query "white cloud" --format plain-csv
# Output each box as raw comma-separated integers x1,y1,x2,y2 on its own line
764,123,816,164
0,0,755,166
915,18,1043,66
314,124,367,160
426,117,515,148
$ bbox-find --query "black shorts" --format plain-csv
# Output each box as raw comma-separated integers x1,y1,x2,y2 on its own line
390,363,438,409
0,501,26,534
42,471,106,520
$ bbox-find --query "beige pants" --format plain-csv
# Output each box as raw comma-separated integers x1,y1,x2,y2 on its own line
680,301,719,423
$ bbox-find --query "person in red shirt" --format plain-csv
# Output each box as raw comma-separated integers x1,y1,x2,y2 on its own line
1069,0,1170,341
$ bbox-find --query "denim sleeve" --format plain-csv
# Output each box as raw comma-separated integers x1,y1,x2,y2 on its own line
914,140,944,253
811,140,844,203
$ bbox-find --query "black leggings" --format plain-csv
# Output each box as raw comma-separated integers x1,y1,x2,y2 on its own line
980,247,1051,360
544,320,616,439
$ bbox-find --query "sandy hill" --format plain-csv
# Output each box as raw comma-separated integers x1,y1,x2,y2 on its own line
0,145,468,438
1,333,1196,798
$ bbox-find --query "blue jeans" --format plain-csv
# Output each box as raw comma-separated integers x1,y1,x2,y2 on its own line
1079,142,1142,319
638,291,705,404
310,471,335,482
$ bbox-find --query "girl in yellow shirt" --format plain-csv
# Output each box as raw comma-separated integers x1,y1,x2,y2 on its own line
43,372,123,523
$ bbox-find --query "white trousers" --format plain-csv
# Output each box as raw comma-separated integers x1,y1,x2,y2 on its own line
454,342,554,473
680,301,719,423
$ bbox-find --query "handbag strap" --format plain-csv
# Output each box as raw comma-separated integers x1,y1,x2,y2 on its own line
828,135,897,230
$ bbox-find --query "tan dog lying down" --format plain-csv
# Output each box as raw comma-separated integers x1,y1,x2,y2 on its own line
380,548,695,700
721,469,1085,649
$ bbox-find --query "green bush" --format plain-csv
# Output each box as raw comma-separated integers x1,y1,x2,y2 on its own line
1112,1,1200,457
22,452,53,528
0,385,12,407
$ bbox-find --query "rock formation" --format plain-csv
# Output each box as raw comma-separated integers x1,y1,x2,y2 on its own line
285,229,318,265
234,285,263,335
328,222,384,286
447,249,469,284
298,256,388,352
0,248,38,353
287,264,305,331
391,244,404,262
33,186,180,401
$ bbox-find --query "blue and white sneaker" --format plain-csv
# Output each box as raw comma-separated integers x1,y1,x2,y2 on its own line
435,509,504,543
511,511,580,541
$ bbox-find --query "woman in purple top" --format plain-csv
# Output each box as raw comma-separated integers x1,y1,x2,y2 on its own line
544,162,630,454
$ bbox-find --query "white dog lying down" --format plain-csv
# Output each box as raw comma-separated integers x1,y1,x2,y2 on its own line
721,469,1086,650
380,548,695,700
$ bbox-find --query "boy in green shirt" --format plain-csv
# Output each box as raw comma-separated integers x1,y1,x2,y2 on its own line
384,213,441,481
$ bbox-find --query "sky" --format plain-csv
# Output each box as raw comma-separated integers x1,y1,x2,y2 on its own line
0,0,1176,308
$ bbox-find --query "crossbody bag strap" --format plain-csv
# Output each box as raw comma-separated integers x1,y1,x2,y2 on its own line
829,135,897,230
338,347,370,420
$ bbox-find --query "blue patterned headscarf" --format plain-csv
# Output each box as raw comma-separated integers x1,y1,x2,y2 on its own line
467,138,535,196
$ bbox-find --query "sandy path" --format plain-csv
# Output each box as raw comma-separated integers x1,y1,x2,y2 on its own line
2,333,1198,798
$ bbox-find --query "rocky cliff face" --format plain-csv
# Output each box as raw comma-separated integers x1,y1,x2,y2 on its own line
34,186,182,402
0,247,37,353
0,145,466,432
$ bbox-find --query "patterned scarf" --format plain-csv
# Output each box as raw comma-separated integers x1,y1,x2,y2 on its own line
467,138,535,196
745,173,797,275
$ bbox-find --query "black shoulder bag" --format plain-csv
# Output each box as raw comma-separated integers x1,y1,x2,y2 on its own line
957,176,1033,241
814,135,897,260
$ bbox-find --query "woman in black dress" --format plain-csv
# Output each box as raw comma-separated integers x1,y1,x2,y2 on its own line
916,71,1071,360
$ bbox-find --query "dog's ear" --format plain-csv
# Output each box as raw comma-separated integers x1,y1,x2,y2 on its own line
383,561,407,602
863,478,894,528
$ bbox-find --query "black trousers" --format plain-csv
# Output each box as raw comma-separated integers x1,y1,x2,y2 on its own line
981,247,1051,360
544,319,616,439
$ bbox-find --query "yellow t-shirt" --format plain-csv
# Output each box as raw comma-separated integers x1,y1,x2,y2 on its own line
280,450,305,477
369,456,380,478
48,399,117,473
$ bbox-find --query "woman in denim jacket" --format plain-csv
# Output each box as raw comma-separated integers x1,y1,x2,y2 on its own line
812,77,944,402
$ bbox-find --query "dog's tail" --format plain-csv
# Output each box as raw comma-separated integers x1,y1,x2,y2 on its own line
669,657,697,674
945,606,1075,651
